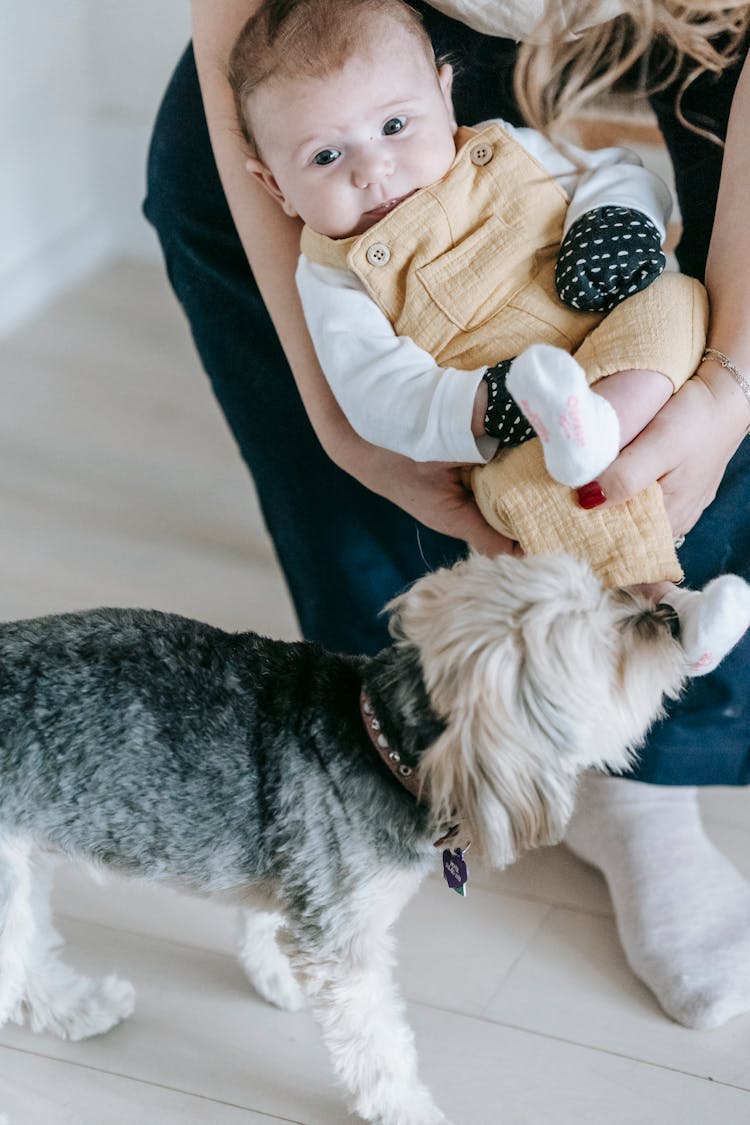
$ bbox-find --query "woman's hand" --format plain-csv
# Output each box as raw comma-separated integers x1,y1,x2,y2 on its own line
588,360,750,537
330,438,520,557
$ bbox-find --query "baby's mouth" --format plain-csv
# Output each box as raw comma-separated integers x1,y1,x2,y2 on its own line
364,191,415,219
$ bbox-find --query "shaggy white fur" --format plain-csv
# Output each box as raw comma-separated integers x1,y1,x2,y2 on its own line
391,553,687,865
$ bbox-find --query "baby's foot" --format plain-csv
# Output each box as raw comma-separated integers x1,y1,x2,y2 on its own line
506,344,620,487
662,574,750,676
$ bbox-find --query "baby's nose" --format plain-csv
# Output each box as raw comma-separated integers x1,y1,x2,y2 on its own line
352,148,394,189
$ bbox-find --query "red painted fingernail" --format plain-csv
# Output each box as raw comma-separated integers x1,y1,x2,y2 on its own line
576,481,607,509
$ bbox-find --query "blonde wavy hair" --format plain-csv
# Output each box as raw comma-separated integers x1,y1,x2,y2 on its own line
515,1,750,144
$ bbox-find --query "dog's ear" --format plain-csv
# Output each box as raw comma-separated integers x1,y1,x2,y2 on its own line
418,673,579,869
607,593,687,747
390,554,587,866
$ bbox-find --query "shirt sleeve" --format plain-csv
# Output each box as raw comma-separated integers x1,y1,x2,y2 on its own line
494,119,673,242
424,0,623,42
295,256,498,464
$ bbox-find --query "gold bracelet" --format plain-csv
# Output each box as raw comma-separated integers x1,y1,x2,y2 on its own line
701,347,750,408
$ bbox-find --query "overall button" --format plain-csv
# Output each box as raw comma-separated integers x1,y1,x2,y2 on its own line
470,142,493,166
366,243,391,266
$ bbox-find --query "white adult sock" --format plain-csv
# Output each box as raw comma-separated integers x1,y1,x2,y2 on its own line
566,773,750,1029
662,574,750,675
506,344,620,487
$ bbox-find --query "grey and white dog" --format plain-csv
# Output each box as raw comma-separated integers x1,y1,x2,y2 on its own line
0,551,689,1125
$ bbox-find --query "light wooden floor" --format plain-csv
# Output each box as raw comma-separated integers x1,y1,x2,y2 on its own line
1,260,749,1124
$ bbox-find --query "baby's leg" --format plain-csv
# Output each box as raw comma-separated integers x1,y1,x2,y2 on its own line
593,367,672,447
508,271,706,487
643,576,750,676
506,345,670,488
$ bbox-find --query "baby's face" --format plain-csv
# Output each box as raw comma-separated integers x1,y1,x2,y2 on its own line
247,23,457,238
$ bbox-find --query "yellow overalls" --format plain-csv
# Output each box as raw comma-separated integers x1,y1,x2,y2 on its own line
301,123,708,586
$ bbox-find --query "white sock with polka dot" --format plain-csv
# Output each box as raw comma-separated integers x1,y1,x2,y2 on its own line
661,574,750,676
506,344,620,487
566,774,750,1030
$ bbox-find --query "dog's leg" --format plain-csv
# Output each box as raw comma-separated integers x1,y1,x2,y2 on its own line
237,908,305,1011
290,867,450,1125
10,855,134,1041
0,836,36,1028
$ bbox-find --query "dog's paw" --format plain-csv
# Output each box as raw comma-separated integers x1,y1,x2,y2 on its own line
0,972,29,1031
237,912,306,1011
8,994,26,1028
372,1111,452,1125
26,972,135,1041
248,964,306,1012
363,1086,451,1125
379,1112,451,1125
0,989,27,1030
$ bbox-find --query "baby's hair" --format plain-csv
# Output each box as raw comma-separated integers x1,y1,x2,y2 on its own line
229,0,436,154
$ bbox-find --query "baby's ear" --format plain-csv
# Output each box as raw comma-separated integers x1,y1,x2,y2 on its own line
437,62,457,130
245,157,298,218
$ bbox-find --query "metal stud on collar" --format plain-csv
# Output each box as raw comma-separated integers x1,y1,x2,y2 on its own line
361,689,417,786
360,688,468,858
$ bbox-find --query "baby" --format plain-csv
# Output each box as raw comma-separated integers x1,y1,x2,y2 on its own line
229,0,750,675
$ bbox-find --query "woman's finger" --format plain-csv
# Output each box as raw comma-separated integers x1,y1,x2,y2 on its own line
579,424,675,510
422,474,519,556
575,376,710,511
459,503,520,557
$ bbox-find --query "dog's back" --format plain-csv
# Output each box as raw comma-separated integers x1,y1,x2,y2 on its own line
0,608,369,891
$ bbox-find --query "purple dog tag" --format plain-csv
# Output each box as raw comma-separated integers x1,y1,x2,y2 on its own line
442,848,468,896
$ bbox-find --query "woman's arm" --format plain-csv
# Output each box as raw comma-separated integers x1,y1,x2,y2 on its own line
582,51,750,535
190,0,515,555
703,48,750,374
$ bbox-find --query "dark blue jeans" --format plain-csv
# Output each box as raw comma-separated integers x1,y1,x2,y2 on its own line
143,10,750,785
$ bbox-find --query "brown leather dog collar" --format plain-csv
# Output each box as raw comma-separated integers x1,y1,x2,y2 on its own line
359,690,466,851
360,690,423,802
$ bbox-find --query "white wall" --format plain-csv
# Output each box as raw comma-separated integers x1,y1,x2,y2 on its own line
0,1,190,337
85,0,191,258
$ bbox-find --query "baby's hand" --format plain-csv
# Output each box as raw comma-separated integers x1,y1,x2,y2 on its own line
556,206,665,312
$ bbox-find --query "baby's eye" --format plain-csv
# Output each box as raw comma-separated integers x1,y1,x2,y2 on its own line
382,116,406,136
313,148,341,166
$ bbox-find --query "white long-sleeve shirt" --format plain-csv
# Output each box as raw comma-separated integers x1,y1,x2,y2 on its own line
296,119,673,464
426,0,624,43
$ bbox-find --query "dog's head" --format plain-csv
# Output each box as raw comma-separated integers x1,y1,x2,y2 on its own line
387,552,686,869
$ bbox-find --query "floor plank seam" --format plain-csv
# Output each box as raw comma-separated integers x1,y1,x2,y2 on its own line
405,1004,750,1092
0,1043,303,1124
478,903,555,1016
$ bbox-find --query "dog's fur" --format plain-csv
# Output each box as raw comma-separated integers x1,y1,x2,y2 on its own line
0,552,687,1124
